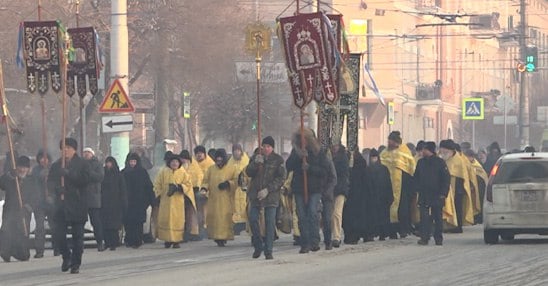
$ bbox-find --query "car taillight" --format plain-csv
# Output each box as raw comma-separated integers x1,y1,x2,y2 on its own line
486,163,500,203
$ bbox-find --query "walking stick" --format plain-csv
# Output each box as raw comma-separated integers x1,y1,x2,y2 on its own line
0,61,29,237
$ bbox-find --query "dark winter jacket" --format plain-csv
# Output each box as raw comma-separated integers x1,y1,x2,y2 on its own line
368,161,393,225
48,155,90,223
332,147,349,197
101,162,127,230
0,173,37,223
414,155,451,207
342,154,372,235
246,152,286,208
286,148,332,195
85,157,104,209
30,165,48,212
122,153,154,224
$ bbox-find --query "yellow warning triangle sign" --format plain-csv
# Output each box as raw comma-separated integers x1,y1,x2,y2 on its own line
99,79,135,113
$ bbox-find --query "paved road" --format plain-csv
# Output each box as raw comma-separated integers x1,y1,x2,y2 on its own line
2,225,548,286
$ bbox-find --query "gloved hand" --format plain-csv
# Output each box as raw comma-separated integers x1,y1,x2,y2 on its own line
281,186,290,196
199,188,208,197
255,154,264,164
218,181,230,190
238,172,245,186
167,183,178,197
60,168,70,176
257,188,268,200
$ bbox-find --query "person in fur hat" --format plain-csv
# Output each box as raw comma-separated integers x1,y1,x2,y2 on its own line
286,128,333,254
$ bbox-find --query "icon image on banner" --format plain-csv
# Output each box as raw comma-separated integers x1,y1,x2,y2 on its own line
99,79,135,113
462,98,484,120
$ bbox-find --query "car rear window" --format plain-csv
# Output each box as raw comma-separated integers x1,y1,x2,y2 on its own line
493,161,548,184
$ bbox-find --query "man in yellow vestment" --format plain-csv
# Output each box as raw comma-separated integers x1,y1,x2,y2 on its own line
439,140,474,233
226,144,250,234
200,149,240,247
154,154,194,248
180,150,203,241
380,131,416,239
194,145,215,236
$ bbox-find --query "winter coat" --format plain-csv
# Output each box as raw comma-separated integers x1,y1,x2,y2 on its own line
286,148,331,196
414,155,451,207
122,157,154,224
85,157,104,209
342,155,372,236
246,152,287,208
48,155,90,223
30,165,48,212
332,147,349,197
101,167,127,230
368,161,394,225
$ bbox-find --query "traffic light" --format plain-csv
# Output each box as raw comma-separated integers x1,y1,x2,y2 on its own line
525,46,538,72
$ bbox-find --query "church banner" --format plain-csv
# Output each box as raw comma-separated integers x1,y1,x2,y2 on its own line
67,27,100,97
278,12,339,108
22,21,62,94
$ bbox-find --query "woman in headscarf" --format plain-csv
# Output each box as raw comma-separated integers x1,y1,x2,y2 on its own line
101,157,127,251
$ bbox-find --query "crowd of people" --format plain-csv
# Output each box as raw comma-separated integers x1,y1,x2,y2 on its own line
0,130,514,274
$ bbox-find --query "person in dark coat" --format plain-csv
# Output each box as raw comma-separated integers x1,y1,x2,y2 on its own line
29,150,51,258
286,128,331,254
368,149,393,240
342,149,370,244
415,142,450,245
330,143,349,248
101,157,127,251
82,147,105,252
319,148,337,250
0,156,36,262
48,138,90,274
483,141,501,174
122,152,154,248
246,136,286,260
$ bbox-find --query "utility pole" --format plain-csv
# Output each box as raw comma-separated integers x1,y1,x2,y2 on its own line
518,0,529,147
110,0,130,165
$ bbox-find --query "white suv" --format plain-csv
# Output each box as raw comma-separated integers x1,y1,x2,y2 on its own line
484,152,548,244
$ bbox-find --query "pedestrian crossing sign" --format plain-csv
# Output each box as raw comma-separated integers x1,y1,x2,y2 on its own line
462,98,484,120
99,79,135,113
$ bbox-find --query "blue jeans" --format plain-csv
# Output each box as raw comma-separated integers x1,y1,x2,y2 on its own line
321,199,333,244
295,193,321,249
249,206,277,254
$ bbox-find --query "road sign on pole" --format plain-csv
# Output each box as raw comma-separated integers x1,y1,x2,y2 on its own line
102,115,134,133
387,101,395,125
183,92,190,119
99,79,135,113
462,98,484,120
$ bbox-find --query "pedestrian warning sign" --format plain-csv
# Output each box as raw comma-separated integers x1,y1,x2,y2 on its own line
98,79,135,113
462,98,484,120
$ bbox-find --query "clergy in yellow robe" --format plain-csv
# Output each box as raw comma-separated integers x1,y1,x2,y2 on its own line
439,140,474,232
226,144,250,225
464,149,489,223
180,150,203,237
194,146,215,230
380,131,416,237
154,155,194,247
201,149,240,246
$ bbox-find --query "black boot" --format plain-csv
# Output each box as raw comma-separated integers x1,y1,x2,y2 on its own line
61,258,71,272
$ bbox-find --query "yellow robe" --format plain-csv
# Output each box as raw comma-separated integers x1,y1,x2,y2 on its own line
185,160,204,188
202,164,240,240
154,166,195,242
226,154,250,224
444,153,474,227
380,144,416,223
463,154,481,216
